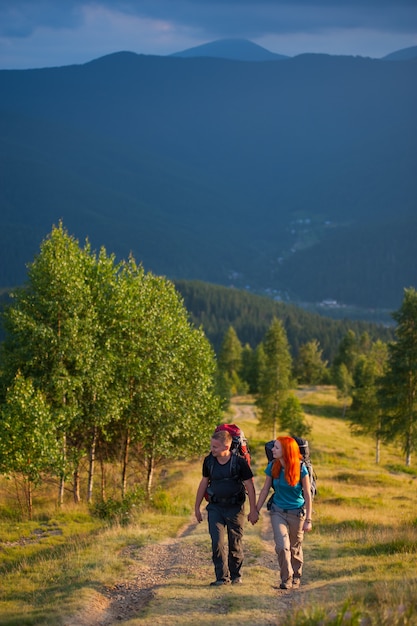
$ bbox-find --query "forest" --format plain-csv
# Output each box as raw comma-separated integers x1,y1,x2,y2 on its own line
0,224,415,521
174,279,395,360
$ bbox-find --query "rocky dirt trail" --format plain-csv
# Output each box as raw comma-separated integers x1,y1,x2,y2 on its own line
64,514,301,626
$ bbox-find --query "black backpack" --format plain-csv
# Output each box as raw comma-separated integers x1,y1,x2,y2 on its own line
264,436,317,501
214,423,251,467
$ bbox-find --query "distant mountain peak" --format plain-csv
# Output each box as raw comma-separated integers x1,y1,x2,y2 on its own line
382,45,417,61
170,38,288,62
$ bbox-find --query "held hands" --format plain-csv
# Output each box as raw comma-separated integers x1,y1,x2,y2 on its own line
247,509,259,525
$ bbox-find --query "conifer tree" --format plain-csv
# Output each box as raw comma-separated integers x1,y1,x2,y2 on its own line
256,317,292,438
378,288,417,466
218,326,247,397
279,393,311,438
294,339,329,385
350,340,388,463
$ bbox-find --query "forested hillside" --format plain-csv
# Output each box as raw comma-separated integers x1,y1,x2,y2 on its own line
1,52,416,309
174,280,395,361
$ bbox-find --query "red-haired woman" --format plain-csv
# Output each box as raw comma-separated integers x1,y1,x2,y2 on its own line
256,436,313,589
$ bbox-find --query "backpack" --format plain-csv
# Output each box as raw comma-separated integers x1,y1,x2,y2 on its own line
214,423,251,467
205,423,251,503
264,436,317,501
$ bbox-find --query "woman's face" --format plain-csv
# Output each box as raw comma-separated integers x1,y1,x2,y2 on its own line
272,440,283,459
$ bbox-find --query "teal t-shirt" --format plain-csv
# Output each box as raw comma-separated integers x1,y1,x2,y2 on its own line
265,461,308,509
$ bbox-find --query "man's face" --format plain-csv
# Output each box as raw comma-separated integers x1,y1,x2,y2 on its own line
210,438,229,458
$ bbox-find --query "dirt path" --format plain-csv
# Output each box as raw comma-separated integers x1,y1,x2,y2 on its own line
63,519,204,626
64,514,301,626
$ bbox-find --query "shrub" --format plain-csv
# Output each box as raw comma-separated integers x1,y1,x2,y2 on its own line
90,487,146,526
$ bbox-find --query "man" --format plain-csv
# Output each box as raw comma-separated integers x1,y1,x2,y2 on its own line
195,429,259,586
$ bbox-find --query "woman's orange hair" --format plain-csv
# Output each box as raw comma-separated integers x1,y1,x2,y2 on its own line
271,436,302,486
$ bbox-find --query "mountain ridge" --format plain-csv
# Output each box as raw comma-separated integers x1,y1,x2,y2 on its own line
1,52,416,309
170,38,288,61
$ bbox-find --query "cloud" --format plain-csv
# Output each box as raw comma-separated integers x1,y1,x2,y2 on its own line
1,0,416,39
0,1,84,37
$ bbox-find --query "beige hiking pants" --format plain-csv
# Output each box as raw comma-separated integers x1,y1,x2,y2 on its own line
270,505,305,586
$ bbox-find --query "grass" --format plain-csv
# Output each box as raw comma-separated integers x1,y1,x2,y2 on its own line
0,386,417,625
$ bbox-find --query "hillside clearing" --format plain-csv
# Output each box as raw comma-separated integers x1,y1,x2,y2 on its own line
1,389,416,625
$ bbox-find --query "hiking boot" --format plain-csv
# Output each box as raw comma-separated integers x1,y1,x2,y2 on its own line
292,577,301,588
279,581,292,590
231,577,242,584
210,580,230,586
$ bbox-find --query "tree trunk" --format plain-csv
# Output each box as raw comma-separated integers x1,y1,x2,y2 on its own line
146,452,155,499
58,434,66,506
26,479,33,520
121,429,130,498
405,421,412,467
100,458,106,501
87,427,98,503
73,464,81,503
375,435,380,465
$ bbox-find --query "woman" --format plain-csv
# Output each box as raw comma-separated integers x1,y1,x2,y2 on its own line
256,436,313,589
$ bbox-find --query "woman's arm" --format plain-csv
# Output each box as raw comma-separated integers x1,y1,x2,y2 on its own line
244,478,259,524
301,473,313,532
255,475,273,512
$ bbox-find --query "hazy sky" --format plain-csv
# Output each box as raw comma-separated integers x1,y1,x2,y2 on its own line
1,0,417,69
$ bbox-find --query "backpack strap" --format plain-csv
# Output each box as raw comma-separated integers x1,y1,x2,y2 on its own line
207,451,240,480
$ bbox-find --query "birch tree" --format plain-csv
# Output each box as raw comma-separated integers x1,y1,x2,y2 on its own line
0,372,61,518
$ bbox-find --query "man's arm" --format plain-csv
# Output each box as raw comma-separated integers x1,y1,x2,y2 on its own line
243,477,259,525
194,476,209,523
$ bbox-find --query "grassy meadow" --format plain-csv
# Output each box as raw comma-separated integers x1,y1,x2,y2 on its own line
0,386,416,625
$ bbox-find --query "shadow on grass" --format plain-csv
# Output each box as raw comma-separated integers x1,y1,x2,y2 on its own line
301,402,345,419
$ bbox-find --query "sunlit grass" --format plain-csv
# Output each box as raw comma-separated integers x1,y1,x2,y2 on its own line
1,387,417,625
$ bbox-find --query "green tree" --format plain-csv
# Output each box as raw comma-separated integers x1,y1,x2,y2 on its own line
294,339,329,385
378,288,417,466
112,259,221,497
350,340,388,463
77,246,124,503
279,393,311,437
218,326,247,397
0,223,96,504
333,363,354,417
256,317,292,438
332,330,372,379
0,372,61,518
240,343,258,394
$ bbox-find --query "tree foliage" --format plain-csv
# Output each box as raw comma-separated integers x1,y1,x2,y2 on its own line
0,224,221,511
294,339,329,385
217,326,248,397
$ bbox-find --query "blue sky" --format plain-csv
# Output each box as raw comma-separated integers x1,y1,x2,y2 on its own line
1,0,416,69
